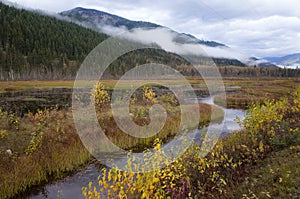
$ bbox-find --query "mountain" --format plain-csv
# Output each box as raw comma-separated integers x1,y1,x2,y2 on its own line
61,7,161,30
0,2,238,80
61,7,226,48
0,2,228,80
2,2,295,80
264,53,300,68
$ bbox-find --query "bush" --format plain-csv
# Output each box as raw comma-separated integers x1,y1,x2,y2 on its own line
92,82,111,109
143,86,157,104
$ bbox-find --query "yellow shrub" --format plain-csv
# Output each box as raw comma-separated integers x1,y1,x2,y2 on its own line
143,86,157,103
92,82,111,108
0,129,7,139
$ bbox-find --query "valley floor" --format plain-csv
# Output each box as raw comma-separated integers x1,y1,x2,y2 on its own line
0,77,299,198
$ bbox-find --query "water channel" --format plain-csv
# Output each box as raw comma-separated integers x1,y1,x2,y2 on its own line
27,95,246,199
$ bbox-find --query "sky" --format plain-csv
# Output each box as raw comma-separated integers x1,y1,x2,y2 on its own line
7,0,300,58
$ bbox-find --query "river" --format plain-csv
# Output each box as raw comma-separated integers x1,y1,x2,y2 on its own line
26,96,245,199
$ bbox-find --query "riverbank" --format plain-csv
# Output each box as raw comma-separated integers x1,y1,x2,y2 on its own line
0,109,91,199
0,99,223,199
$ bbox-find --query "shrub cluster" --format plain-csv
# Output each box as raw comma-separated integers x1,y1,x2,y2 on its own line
82,87,300,198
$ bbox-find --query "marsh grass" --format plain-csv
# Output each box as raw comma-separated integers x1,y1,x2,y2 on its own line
96,103,223,152
0,89,223,198
0,109,91,199
1,78,298,198
214,93,265,109
214,78,300,109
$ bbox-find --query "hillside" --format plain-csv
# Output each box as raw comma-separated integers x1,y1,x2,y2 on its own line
0,2,107,80
0,2,243,80
0,3,227,80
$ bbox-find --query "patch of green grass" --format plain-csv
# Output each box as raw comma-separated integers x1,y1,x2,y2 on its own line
235,146,300,199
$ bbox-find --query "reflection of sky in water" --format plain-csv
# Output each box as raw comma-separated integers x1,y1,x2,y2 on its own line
223,109,245,132
30,164,101,199
199,96,245,133
30,96,246,199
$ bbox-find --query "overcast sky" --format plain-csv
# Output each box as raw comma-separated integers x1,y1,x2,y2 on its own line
8,0,300,57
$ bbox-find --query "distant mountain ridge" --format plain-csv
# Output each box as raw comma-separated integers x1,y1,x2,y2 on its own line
61,7,161,30
61,7,226,48
264,53,300,68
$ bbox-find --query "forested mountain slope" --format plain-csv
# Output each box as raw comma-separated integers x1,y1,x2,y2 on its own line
0,2,107,80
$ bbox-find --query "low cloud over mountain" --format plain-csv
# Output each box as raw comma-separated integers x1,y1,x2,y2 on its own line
264,53,300,69
62,7,266,66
